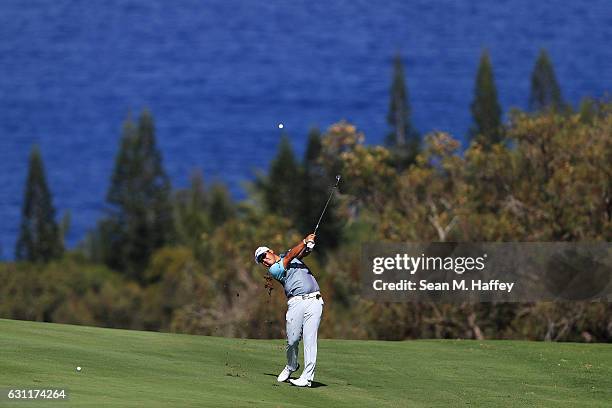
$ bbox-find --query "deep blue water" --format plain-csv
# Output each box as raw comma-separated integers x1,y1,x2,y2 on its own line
0,0,610,259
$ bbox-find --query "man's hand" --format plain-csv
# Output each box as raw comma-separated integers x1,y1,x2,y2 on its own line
304,233,316,246
303,234,316,257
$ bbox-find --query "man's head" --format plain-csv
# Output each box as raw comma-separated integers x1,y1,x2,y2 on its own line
254,246,280,268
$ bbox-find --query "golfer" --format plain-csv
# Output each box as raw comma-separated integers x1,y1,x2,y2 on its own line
254,233,323,387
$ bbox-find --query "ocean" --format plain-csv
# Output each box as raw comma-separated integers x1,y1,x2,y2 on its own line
0,0,610,258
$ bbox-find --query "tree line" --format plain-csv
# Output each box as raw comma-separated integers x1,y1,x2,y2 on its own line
3,48,610,342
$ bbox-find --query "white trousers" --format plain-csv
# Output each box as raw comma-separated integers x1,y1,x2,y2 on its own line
285,295,323,381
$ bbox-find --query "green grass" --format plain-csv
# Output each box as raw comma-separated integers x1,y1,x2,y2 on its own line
0,319,610,407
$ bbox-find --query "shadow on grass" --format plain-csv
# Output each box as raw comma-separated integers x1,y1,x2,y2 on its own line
263,373,328,388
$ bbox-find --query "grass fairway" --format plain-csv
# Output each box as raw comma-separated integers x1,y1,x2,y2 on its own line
0,319,610,407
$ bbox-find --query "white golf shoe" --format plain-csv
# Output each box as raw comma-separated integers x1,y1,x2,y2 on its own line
289,377,311,387
277,364,299,382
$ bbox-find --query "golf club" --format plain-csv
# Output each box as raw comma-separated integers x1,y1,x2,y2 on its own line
313,174,341,236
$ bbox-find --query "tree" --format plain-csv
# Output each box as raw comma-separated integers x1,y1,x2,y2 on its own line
529,49,565,112
15,146,64,262
297,127,342,253
386,54,419,166
15,145,64,262
259,134,301,220
304,127,323,168
208,182,235,229
102,110,174,281
469,50,503,146
173,170,209,250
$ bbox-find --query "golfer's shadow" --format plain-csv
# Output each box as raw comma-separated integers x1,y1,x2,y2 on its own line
263,373,327,388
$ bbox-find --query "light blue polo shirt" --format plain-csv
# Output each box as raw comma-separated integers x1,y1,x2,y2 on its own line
269,255,320,298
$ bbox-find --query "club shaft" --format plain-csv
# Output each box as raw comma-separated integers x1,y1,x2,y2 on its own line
313,190,334,235
313,177,341,235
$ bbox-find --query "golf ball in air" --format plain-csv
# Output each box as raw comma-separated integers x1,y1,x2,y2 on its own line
278,123,284,129
76,366,82,372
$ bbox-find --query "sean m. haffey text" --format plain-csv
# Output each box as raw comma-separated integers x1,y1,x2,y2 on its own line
371,253,515,293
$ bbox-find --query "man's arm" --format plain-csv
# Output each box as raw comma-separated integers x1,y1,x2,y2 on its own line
282,233,316,269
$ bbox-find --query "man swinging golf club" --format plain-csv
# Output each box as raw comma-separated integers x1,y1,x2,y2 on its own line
254,175,340,388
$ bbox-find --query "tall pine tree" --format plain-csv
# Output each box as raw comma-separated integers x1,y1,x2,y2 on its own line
102,110,174,281
15,145,63,262
208,182,235,229
173,170,209,249
304,127,323,168
469,50,503,146
529,49,565,112
386,54,419,166
260,134,301,220
297,128,342,253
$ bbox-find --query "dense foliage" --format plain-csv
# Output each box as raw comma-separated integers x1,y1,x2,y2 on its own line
2,101,610,342
3,51,610,342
